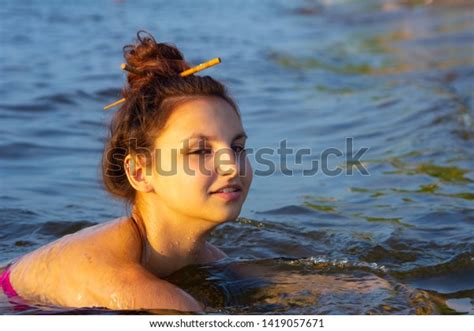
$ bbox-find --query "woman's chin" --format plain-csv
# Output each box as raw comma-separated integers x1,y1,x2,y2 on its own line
209,208,242,224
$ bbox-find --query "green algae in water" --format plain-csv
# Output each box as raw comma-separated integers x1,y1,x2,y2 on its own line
314,84,354,95
350,187,371,193
386,161,472,183
268,51,374,74
349,187,385,197
371,191,385,198
303,202,336,213
448,192,474,200
302,194,337,203
418,183,440,193
416,164,471,183
365,216,414,228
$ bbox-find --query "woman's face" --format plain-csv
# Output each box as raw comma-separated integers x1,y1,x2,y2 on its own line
148,96,253,223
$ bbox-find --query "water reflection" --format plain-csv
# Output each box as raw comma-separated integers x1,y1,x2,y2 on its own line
0,0,473,314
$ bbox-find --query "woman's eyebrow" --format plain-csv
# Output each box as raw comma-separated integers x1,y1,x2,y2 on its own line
183,131,248,142
232,132,248,141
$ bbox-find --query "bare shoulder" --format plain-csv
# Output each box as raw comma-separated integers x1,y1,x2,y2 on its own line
9,217,142,305
18,216,140,265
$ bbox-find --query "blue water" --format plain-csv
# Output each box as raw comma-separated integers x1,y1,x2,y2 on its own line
0,0,473,314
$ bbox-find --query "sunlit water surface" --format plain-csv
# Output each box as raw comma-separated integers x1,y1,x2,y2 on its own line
0,0,473,314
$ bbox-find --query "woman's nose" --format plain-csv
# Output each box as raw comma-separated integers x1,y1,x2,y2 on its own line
214,148,238,177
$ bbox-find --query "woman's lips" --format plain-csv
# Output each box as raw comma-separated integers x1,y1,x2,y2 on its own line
210,190,242,201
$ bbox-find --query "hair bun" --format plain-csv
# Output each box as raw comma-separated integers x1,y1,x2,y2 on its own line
122,30,190,91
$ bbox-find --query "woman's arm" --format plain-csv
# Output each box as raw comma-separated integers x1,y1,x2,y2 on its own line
105,265,204,312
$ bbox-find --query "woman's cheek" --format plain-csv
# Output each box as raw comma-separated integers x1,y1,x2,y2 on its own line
242,157,253,180
184,157,215,177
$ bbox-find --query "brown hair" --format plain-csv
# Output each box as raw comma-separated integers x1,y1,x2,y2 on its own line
101,30,240,206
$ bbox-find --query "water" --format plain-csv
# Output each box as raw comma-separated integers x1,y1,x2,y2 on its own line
0,0,473,314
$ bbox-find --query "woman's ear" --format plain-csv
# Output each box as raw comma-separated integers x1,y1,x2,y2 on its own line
124,154,154,193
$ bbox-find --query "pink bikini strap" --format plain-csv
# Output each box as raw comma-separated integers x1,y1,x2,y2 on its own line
1,266,19,298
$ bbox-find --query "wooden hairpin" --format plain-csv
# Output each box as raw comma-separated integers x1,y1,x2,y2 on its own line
103,57,221,110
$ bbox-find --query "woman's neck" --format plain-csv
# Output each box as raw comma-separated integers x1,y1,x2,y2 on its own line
131,199,216,278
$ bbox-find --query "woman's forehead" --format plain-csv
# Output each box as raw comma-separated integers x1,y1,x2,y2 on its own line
158,97,244,145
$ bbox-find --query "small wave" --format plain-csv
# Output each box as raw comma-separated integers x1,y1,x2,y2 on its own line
393,252,474,280
0,207,39,219
0,208,41,242
294,256,390,273
95,87,121,99
35,220,97,238
35,93,77,105
0,141,100,160
183,256,437,314
0,103,54,113
257,205,322,215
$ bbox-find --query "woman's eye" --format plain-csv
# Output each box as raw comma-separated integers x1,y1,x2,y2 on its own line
232,145,246,153
189,149,212,155
188,146,246,155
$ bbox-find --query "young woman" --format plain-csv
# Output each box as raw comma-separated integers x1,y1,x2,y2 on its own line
1,31,253,312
